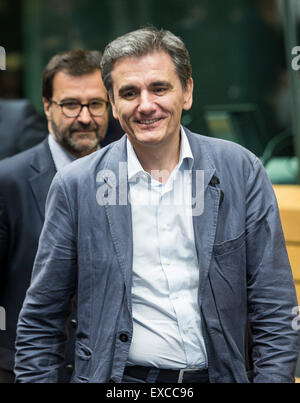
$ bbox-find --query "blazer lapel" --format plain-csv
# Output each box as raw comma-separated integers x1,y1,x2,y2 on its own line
100,137,133,308
28,140,57,220
186,129,222,306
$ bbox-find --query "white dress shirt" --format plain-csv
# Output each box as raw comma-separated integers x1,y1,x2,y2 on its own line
127,127,207,369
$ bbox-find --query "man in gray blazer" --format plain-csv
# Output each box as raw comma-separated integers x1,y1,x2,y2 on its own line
0,49,109,382
15,27,300,383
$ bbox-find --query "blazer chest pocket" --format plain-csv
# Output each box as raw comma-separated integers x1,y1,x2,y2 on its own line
210,231,247,312
213,231,246,258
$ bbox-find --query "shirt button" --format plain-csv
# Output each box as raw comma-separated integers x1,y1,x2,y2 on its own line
119,333,128,342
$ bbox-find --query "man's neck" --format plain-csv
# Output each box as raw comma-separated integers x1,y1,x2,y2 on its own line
130,134,181,184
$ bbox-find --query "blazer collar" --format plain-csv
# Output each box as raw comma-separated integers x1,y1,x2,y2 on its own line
100,136,133,312
28,139,57,220
185,127,216,188
185,128,223,306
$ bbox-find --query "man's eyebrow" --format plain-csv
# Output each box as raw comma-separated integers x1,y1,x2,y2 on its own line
60,97,108,103
59,97,79,103
150,81,172,87
118,85,138,95
118,81,172,95
88,97,109,103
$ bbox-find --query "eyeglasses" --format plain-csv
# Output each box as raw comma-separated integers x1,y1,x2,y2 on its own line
50,99,109,118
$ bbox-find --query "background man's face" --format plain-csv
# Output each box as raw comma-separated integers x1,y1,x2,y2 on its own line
43,69,109,157
110,51,193,150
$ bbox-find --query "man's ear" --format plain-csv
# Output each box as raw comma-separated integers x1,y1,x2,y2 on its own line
183,77,193,111
42,97,51,121
109,93,119,120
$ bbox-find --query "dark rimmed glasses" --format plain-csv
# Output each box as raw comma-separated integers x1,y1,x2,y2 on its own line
50,99,109,118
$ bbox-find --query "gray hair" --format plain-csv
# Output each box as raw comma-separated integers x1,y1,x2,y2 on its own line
101,26,192,99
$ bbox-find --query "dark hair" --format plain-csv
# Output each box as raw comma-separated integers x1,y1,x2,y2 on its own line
42,49,102,99
101,26,192,100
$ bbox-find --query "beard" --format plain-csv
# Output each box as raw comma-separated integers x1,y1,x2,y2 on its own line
50,116,107,157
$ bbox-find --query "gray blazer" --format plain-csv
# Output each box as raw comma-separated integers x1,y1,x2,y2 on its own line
15,129,300,383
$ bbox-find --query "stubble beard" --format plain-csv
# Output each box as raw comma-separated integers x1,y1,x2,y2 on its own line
50,117,106,157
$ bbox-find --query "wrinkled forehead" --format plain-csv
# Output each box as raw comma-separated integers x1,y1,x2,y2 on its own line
111,51,179,90
52,69,107,100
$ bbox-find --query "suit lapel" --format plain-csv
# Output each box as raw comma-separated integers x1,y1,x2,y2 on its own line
101,137,133,307
28,140,57,220
186,129,222,306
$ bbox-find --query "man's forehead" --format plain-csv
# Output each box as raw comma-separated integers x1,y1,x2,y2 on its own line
113,50,174,68
111,51,178,85
52,69,105,98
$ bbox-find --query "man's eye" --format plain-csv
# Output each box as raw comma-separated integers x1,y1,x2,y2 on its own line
153,87,167,95
122,91,137,100
63,102,80,110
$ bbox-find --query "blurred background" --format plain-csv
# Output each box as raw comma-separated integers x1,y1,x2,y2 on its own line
1,0,299,179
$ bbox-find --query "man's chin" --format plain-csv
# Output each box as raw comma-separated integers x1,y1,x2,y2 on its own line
71,140,99,155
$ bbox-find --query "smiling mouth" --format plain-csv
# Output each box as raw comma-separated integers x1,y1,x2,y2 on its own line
136,118,163,125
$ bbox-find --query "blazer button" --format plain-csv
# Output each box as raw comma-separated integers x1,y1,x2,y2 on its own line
119,333,128,342
71,319,77,328
66,364,74,373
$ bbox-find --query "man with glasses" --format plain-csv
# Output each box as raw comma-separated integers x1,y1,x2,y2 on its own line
43,51,109,159
0,49,110,382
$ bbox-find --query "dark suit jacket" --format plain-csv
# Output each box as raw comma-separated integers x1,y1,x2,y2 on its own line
0,99,48,160
0,139,74,381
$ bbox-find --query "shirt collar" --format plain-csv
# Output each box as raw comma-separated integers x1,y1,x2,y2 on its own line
178,126,194,170
126,126,194,181
48,134,77,171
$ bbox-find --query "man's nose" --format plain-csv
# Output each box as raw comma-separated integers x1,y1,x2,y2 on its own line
137,91,156,114
77,105,92,124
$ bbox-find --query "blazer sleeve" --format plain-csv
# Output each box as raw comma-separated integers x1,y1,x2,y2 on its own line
14,172,77,383
245,157,300,383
